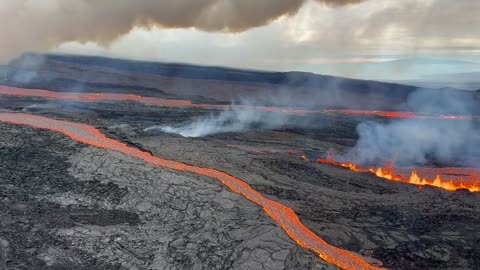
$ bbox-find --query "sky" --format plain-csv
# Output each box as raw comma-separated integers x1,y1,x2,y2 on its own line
2,0,480,86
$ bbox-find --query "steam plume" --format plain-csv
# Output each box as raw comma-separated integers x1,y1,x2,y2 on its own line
346,89,480,167
1,0,362,62
146,106,292,137
349,119,480,166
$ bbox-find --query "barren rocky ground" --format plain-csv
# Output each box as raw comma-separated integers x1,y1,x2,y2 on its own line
0,95,479,270
0,54,479,270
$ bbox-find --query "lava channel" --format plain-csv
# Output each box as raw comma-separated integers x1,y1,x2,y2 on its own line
0,112,383,270
321,109,479,121
0,85,314,115
317,157,480,192
1,85,479,120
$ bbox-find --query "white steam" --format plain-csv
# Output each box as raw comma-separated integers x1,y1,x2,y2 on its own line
145,107,290,137
348,119,480,166
346,88,480,167
145,85,480,169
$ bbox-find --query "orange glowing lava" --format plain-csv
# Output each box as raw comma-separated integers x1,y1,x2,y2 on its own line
323,109,417,119
0,112,383,270
0,85,313,115
1,85,478,120
0,85,195,107
227,145,298,155
322,109,479,121
317,157,480,192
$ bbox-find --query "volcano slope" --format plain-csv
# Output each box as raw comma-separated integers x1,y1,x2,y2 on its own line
0,105,334,270
0,92,479,270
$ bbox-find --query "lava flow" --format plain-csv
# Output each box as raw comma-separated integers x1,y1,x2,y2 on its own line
317,156,480,192
322,109,417,119
0,85,195,107
322,109,479,121
0,113,383,270
0,85,314,115
1,85,479,120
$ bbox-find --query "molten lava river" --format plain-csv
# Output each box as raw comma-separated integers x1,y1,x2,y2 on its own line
1,85,479,120
0,112,383,270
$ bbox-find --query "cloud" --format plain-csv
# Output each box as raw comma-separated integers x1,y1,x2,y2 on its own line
3,0,480,83
0,0,362,62
357,0,480,50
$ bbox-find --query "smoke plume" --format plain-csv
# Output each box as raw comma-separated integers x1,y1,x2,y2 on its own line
1,0,361,62
345,89,480,167
145,106,292,137
143,78,347,138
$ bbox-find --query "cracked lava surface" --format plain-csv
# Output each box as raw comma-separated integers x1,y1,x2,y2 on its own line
0,112,383,270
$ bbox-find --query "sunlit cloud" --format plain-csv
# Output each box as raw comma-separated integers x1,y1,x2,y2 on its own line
4,0,479,82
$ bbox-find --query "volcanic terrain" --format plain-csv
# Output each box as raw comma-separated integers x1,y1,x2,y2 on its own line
0,54,479,270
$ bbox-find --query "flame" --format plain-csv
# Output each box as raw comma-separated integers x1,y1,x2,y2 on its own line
0,112,383,270
1,85,479,120
317,157,480,192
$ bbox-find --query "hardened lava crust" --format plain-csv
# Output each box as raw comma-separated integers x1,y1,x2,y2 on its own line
0,96,479,270
1,54,480,270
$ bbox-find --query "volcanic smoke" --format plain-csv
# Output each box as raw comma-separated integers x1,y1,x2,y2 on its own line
0,86,478,121
0,112,383,270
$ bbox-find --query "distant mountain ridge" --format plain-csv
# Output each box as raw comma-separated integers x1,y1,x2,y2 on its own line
2,53,479,113
9,53,418,89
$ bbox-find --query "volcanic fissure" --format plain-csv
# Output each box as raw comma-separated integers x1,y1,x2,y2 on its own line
317,155,480,192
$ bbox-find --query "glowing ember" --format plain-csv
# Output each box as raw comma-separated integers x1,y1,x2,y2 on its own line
0,113,383,270
317,157,480,192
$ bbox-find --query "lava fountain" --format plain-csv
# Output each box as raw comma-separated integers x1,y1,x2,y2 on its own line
317,155,480,192
0,112,383,270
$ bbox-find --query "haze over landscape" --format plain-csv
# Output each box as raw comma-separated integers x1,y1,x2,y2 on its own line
1,1,480,270
2,0,480,89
